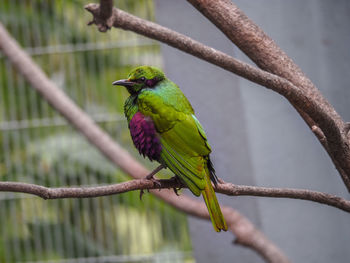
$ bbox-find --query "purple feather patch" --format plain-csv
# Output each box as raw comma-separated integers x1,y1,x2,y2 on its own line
129,112,162,161
145,77,159,87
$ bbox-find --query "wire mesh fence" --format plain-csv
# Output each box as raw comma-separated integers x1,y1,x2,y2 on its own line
0,1,194,262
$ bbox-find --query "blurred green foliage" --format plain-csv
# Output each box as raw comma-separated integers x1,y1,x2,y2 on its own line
0,0,193,262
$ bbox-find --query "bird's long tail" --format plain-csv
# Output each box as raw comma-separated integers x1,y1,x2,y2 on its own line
202,171,228,232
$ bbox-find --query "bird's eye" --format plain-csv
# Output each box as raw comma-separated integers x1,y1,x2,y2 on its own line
140,77,146,82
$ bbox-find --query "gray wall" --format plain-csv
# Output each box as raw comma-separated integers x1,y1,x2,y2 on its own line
155,1,350,262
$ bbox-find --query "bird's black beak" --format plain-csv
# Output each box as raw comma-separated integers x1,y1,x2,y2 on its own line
112,79,135,87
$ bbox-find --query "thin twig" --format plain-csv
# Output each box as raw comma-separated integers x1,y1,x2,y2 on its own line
0,179,181,199
215,182,350,213
0,180,349,213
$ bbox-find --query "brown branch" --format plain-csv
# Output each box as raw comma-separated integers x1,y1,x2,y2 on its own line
84,2,350,191
0,23,289,263
216,182,350,213
99,0,113,20
88,0,114,32
187,0,350,191
187,1,325,95
0,179,180,199
345,122,350,136
312,123,350,188
1,179,349,213
186,0,336,131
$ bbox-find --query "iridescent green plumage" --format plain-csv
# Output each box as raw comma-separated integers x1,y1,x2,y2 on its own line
114,66,227,232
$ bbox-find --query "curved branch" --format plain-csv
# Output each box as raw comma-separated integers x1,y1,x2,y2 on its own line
0,179,179,199
1,180,350,213
216,182,350,213
187,0,350,193
0,22,288,263
186,0,343,143
187,1,329,98
84,3,350,191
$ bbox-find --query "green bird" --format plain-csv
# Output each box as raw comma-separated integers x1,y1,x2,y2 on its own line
113,65,227,232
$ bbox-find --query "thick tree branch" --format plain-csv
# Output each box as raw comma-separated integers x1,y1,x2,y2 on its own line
187,0,339,139
84,2,350,191
187,0,350,193
189,0,350,193
0,23,289,263
1,179,349,213
345,122,350,137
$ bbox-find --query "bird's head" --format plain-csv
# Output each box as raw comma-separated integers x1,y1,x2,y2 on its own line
113,66,165,95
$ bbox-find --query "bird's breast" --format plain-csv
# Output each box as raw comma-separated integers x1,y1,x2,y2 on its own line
129,112,162,161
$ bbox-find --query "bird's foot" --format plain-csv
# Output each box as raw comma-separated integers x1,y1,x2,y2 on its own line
145,164,165,180
140,178,162,200
140,165,165,200
139,189,150,200
149,177,162,188
169,176,182,196
145,164,165,188
139,189,145,200
172,187,180,196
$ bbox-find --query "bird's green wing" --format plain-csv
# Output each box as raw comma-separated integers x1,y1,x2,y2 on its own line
138,90,211,196
159,117,209,196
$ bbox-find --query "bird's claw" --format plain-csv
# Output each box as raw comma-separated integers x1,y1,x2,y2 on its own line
140,176,162,200
149,177,161,187
139,188,151,200
169,176,182,196
145,164,165,180
172,187,180,196
146,173,155,180
139,189,145,200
